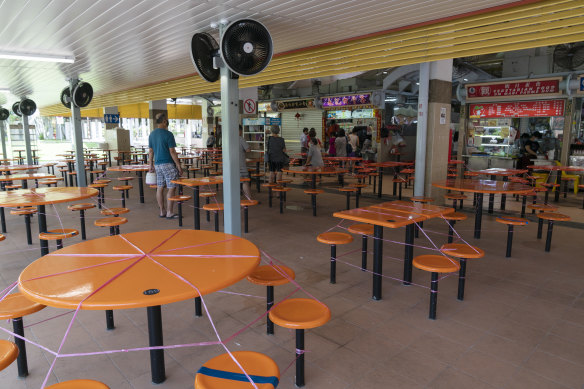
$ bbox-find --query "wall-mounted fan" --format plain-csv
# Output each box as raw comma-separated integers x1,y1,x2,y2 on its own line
19,99,36,116
191,32,220,82
220,19,272,76
0,108,9,121
553,43,584,71
60,81,94,109
12,102,21,117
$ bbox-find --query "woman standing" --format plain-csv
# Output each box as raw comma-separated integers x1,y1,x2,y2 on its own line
328,131,337,156
348,128,359,157
267,125,287,184
335,129,347,157
305,138,324,168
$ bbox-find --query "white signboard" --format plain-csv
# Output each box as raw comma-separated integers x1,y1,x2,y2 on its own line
239,87,258,114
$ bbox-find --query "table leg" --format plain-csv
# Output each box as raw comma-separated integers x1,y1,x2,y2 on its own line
107,151,112,167
554,170,561,202
501,176,508,210
194,187,200,230
474,193,484,239
38,204,49,256
146,305,165,384
403,224,415,285
138,171,144,203
377,166,383,198
21,179,28,189
372,225,383,300
311,175,316,190
393,170,398,196
0,207,6,233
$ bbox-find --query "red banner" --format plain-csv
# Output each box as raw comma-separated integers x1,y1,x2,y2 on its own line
469,100,564,118
466,79,560,99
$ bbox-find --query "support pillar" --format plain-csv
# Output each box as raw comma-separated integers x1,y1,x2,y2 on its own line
560,99,573,166
70,79,87,187
149,100,167,133
0,120,7,159
22,114,33,166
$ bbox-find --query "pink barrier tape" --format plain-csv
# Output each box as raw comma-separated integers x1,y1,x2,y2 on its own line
216,290,266,299
58,340,222,358
0,326,58,356
155,237,240,254
24,310,74,328
0,281,18,300
335,223,440,252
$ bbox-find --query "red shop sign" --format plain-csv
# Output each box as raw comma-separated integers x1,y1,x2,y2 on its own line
469,100,565,118
466,78,561,100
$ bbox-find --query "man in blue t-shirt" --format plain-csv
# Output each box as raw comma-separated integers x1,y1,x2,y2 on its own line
148,113,183,219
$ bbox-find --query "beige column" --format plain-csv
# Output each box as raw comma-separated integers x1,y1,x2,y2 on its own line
149,100,167,132
104,106,118,130
560,98,573,165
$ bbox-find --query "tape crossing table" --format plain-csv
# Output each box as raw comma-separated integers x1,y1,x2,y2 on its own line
18,229,260,384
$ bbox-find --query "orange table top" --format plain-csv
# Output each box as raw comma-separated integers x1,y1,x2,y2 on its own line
333,204,427,228
367,161,412,168
172,176,223,187
282,166,348,175
432,179,532,194
0,165,41,171
371,200,455,218
18,230,260,310
0,187,98,207
476,168,528,176
527,165,584,172
107,165,149,172
324,157,362,161
0,173,55,182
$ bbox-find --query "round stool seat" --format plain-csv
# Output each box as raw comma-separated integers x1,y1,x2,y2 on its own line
89,183,107,189
203,203,224,212
241,199,259,207
277,179,293,184
368,172,379,176
247,265,295,286
0,340,18,371
195,351,280,389
317,232,353,245
410,196,434,203
440,243,485,259
38,180,58,185
351,183,367,188
532,187,547,193
261,183,277,188
578,184,584,189
250,173,264,177
401,168,415,174
0,293,45,320
68,203,96,211
0,234,5,242
496,216,528,226
94,217,128,227
272,187,291,192
338,187,357,192
93,179,111,184
90,170,105,175
561,176,576,181
464,172,479,177
10,207,37,216
269,298,331,329
304,189,323,195
39,229,79,241
67,172,77,176
413,255,460,273
100,207,129,216
541,183,560,188
527,204,557,212
537,212,570,222
199,192,216,198
442,212,467,221
188,167,200,171
169,195,192,202
46,380,110,389
392,178,407,183
5,185,22,189
347,223,374,236
444,194,467,200
113,185,132,191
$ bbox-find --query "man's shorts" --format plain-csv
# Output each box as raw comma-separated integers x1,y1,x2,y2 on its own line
154,163,179,188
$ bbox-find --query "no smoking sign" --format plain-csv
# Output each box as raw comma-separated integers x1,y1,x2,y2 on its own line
243,99,256,114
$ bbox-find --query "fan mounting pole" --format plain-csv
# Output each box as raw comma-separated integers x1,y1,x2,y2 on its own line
21,109,33,166
69,78,87,187
219,64,241,236
0,120,7,160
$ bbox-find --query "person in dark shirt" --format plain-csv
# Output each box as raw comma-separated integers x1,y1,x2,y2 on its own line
519,131,542,168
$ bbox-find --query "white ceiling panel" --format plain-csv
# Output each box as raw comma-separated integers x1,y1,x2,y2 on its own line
0,0,523,109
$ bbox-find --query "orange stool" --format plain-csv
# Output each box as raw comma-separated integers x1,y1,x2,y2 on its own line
541,183,560,203
0,234,5,241
247,264,295,335
200,192,217,222
38,179,58,187
68,203,96,240
317,232,353,284
392,178,407,200
496,216,528,257
5,184,22,190
251,172,264,192
46,380,110,388
272,187,291,214
413,255,460,319
0,340,18,372
113,185,132,208
0,293,45,377
537,212,570,252
350,183,367,208
527,203,558,240
347,223,374,270
411,197,434,238
202,203,224,232
269,299,331,387
67,171,78,186
95,216,127,236
195,351,279,389
100,207,130,217
444,193,467,210
168,195,192,227
39,228,79,250
89,169,105,183
440,244,484,300
442,212,467,244
10,207,36,245
240,199,259,233
117,176,134,198
304,189,323,216
262,183,278,208
338,187,357,209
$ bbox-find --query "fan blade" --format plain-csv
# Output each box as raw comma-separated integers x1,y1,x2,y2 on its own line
220,19,273,76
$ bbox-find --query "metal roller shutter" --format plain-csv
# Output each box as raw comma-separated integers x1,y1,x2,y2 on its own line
281,110,323,154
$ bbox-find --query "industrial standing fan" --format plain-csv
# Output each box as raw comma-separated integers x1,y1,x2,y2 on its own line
12,102,21,117
0,108,9,121
19,99,36,116
190,18,272,235
60,81,94,109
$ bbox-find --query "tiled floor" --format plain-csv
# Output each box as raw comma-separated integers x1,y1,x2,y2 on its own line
1,171,584,388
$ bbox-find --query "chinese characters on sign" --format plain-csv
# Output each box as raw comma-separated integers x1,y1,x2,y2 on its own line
321,94,371,108
466,79,561,100
469,100,564,118
276,99,315,110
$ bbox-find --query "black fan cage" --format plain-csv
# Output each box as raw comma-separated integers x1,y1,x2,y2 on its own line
221,19,272,76
73,82,93,108
60,87,72,109
0,108,9,121
12,102,21,117
191,33,220,82
19,99,36,116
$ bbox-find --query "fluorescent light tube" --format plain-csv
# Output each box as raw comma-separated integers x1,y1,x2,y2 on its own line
0,51,75,63
0,88,10,93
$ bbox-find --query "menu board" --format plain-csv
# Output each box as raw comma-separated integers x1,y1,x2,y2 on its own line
469,100,564,118
466,78,561,100
326,110,352,119
352,109,374,118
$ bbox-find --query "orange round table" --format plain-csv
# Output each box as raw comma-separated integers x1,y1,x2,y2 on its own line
432,179,531,239
527,164,584,202
281,166,348,189
0,187,97,254
107,164,149,203
0,164,41,173
0,173,55,189
18,229,260,384
475,168,528,211
366,161,413,198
